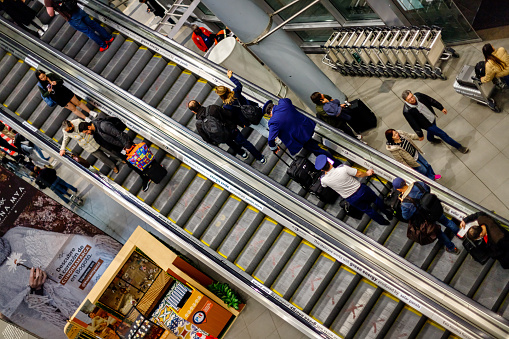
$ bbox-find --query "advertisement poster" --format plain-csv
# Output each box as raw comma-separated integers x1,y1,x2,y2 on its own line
0,166,122,339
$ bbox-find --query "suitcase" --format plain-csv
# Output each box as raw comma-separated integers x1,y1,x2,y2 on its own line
456,65,477,89
339,199,364,220
462,238,490,265
308,172,339,204
287,156,316,189
343,99,377,134
143,161,167,184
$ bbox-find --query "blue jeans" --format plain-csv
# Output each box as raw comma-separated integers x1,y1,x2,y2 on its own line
436,228,455,250
426,122,461,149
435,214,459,250
68,9,112,48
20,144,50,167
346,184,391,225
50,177,77,204
413,153,435,180
228,129,263,160
302,139,341,167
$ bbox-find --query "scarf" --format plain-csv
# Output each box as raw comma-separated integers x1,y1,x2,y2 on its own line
406,97,435,124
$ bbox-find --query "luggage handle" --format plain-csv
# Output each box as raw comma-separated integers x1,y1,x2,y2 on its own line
370,173,392,196
273,147,294,167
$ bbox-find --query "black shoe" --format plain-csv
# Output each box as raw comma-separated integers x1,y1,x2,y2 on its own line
142,180,151,192
429,138,442,144
384,211,394,220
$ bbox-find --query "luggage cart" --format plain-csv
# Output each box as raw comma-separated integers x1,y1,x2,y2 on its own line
367,28,396,77
417,26,459,80
453,65,500,112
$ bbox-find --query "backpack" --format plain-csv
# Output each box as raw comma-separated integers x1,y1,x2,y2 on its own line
475,60,486,79
238,103,264,125
407,213,440,245
54,0,79,14
104,116,127,132
37,82,57,107
408,182,444,222
199,107,231,144
384,191,405,221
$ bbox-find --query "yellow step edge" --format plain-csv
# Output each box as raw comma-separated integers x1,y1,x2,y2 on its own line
201,239,210,247
153,54,162,58
290,302,303,311
342,266,357,275
217,252,227,259
6,52,12,56
18,60,24,63
234,263,246,271
230,195,241,202
181,163,191,170
282,229,297,237
362,278,378,288
168,217,176,223
320,252,336,262
197,78,208,83
136,135,145,140
196,173,208,180
311,316,323,324
182,70,192,75
93,166,100,172
301,240,315,249
404,305,422,316
151,145,160,150
272,289,283,298
263,216,277,224
246,205,259,213
30,67,36,71
151,206,160,213
3,104,8,107
125,38,134,43
40,129,46,133
136,195,145,202
382,291,399,302
427,320,445,331
139,46,148,50
212,183,224,190
168,61,177,66
165,154,175,159
15,112,20,116
52,138,59,142
252,276,265,285
27,120,33,125
112,31,120,35
184,228,193,235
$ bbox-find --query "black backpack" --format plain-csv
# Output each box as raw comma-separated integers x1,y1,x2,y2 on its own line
199,107,231,144
410,183,444,222
105,116,127,131
475,60,486,79
54,0,79,14
238,104,264,125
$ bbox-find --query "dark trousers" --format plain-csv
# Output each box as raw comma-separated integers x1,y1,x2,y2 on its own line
346,183,391,225
303,138,341,167
226,129,263,160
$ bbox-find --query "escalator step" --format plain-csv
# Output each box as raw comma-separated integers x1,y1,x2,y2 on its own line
142,62,181,107
151,163,196,216
385,306,423,338
415,320,446,338
157,70,197,117
87,32,124,74
26,102,58,128
115,47,153,90
101,39,139,82
39,106,71,137
167,173,212,226
171,79,211,125
49,21,78,50
0,60,29,102
62,30,89,59
473,262,509,309
16,86,44,119
271,240,320,300
353,292,399,339
128,55,166,98
3,67,38,112
74,39,100,66
41,14,65,43
383,221,413,255
122,140,160,194
137,154,179,206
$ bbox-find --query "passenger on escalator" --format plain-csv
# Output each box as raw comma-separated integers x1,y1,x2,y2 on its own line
44,0,114,52
215,70,270,139
310,92,361,140
461,212,509,268
187,100,267,164
60,119,119,174
139,0,165,18
392,177,460,254
263,98,339,166
0,0,48,37
78,119,152,191
315,155,393,225
35,70,91,120
191,25,215,52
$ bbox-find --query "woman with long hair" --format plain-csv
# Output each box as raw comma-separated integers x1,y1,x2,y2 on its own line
385,129,441,181
35,70,91,120
481,43,509,84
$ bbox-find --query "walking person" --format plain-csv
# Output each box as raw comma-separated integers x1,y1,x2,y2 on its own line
481,43,509,85
36,70,91,120
188,100,266,164
310,92,361,140
35,167,81,205
401,90,469,154
385,129,441,181
393,177,460,254
13,133,51,168
0,122,25,160
44,0,114,51
263,98,340,165
315,155,393,225
215,70,270,139
78,119,152,191
0,0,48,37
60,119,119,173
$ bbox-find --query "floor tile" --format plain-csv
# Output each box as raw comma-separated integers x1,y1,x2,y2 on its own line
455,175,491,204
246,310,277,339
485,114,509,151
479,193,509,220
475,154,509,191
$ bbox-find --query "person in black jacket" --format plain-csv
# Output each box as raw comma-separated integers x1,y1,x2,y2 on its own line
462,212,509,268
78,120,152,191
188,100,266,164
35,167,80,205
0,0,48,37
401,90,469,154
139,0,165,17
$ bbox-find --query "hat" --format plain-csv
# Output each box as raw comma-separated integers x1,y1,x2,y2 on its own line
263,100,273,116
214,86,228,96
315,155,328,171
392,177,406,189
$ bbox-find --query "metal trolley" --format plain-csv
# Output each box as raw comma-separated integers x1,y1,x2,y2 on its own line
322,25,459,80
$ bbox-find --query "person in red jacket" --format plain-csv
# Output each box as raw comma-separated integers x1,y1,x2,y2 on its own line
191,24,214,52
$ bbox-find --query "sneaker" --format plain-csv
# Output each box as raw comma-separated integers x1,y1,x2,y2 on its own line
258,156,267,164
446,246,460,255
429,138,442,144
105,36,114,44
42,24,49,31
89,110,98,118
37,29,44,37
356,134,362,140
142,180,151,192
99,44,109,52
240,151,248,159
458,146,470,154
275,137,282,145
434,174,442,180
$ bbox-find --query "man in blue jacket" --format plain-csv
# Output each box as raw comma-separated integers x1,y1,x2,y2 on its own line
393,177,460,254
263,99,339,165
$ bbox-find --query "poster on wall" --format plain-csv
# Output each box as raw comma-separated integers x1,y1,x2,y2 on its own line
0,166,122,339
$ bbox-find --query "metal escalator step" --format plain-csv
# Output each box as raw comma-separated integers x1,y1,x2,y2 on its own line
26,102,58,128
28,0,42,11
427,244,466,281
101,39,139,82
0,60,29,102
39,106,70,137
290,253,340,314
404,237,442,268
473,262,509,309
0,53,17,83
416,320,446,338
309,266,357,326
156,71,197,117
36,5,52,24
150,163,196,216
62,30,89,58
216,206,265,261
49,21,77,50
142,62,181,107
234,217,282,274
383,221,413,255
252,229,301,287
137,154,179,205
0,49,6,62
330,279,378,337
3,67,38,112
87,33,125,74
171,80,212,125
268,151,293,184
114,48,153,90
167,173,212,225
183,184,229,237
16,87,43,119
353,292,399,339
385,306,423,338
450,256,493,296
200,195,247,250
271,240,320,299
128,56,166,98
41,15,66,43
74,39,100,66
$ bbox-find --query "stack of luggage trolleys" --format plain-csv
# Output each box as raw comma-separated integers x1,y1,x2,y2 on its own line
322,25,459,80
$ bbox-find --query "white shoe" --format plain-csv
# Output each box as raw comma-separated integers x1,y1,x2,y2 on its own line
275,137,282,145
240,151,248,159
37,29,44,37
85,117,92,122
356,135,362,140
42,24,49,32
89,111,98,118
258,156,267,164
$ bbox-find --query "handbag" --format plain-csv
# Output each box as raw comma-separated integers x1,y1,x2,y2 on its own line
126,142,154,171
407,214,440,245
37,82,57,107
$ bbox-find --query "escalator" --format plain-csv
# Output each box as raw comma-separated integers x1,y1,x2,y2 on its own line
1,2,509,338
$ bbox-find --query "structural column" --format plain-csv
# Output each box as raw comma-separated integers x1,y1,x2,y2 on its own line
200,0,346,109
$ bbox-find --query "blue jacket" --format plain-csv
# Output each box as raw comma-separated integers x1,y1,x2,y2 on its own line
323,99,351,121
401,181,429,220
268,98,316,155
222,75,255,127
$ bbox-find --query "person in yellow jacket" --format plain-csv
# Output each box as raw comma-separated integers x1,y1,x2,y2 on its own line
481,44,509,84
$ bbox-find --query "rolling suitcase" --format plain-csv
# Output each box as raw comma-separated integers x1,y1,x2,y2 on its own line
287,156,316,189
308,172,339,204
462,238,490,265
344,99,377,134
143,161,167,184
